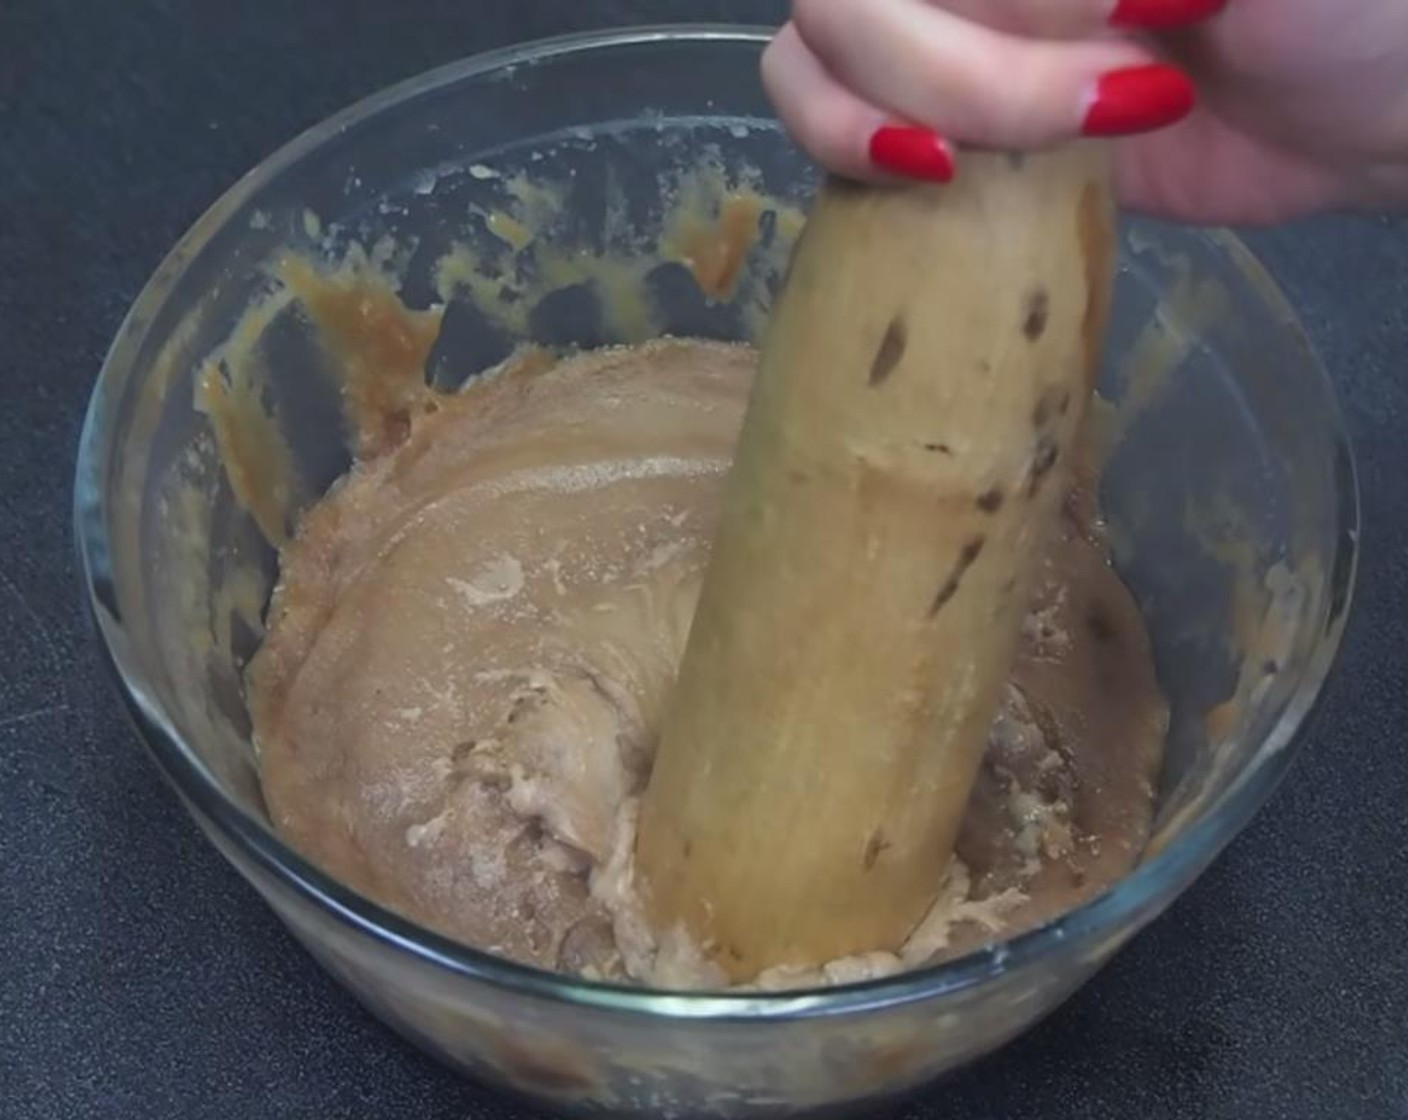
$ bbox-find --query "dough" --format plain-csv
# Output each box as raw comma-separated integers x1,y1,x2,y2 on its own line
250,339,1167,990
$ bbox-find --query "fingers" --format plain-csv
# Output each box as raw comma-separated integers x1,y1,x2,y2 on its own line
763,23,955,184
793,0,1192,151
767,0,1223,184
930,0,1227,38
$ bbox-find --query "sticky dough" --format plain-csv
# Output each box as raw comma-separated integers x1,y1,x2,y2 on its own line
250,339,1167,990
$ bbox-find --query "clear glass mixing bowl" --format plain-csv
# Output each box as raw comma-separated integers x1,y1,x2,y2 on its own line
74,26,1358,1118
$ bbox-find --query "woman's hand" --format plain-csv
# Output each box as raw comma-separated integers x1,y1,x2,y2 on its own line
762,0,1408,224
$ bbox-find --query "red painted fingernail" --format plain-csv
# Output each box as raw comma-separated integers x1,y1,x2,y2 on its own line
1109,0,1227,30
1082,65,1196,137
869,126,956,183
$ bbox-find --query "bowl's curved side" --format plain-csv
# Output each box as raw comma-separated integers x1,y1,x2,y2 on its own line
73,22,1359,1119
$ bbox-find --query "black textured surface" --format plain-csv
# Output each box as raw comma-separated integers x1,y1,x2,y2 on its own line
2,2,1406,1117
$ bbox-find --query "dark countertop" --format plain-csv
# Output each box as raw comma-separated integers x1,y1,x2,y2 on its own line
3,2,1406,1117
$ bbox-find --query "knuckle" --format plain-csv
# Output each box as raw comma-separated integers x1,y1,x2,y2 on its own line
791,0,836,46
793,100,855,172
959,49,1064,145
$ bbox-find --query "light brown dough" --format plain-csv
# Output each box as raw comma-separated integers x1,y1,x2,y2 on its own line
249,339,1167,990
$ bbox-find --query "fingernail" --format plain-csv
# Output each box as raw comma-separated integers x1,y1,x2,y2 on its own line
869,126,956,183
1109,0,1227,29
1082,65,1195,137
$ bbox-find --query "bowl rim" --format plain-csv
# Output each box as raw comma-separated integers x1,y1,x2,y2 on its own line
75,23,1361,1021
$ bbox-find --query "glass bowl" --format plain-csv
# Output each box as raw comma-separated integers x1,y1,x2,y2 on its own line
74,25,1358,1118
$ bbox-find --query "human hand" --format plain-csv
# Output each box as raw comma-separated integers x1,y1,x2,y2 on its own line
762,0,1408,224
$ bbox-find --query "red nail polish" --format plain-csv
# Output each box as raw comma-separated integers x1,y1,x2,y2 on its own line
1109,0,1227,30
869,126,955,183
1082,65,1196,137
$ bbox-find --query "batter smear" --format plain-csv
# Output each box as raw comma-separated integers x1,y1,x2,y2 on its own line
250,338,1167,990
